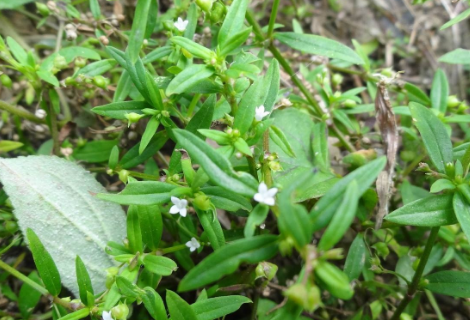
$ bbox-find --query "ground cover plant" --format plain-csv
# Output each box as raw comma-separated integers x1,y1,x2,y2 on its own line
1,0,470,319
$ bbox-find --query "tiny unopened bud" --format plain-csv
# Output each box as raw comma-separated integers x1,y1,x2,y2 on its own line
118,170,129,183
35,109,47,119
111,303,129,320
36,2,50,16
99,35,109,45
60,147,73,158
53,54,68,69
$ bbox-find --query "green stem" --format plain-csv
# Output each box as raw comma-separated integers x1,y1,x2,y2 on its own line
48,100,60,155
0,259,49,295
262,131,273,187
266,0,280,40
0,100,46,124
390,227,440,320
128,170,160,181
160,244,187,254
187,93,201,117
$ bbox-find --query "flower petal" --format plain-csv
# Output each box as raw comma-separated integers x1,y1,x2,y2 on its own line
258,182,268,194
266,187,278,197
169,205,180,214
264,197,275,206
180,208,187,217
171,196,180,205
254,193,264,203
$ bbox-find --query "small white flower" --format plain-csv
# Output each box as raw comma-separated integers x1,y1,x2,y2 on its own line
174,17,189,32
169,196,188,217
186,237,200,252
254,182,278,206
102,311,114,320
35,109,46,119
254,105,270,121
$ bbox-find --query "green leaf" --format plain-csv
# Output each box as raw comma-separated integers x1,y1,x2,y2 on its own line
89,0,101,19
113,71,132,102
7,37,27,65
244,204,269,237
453,192,470,243
274,32,363,65
404,82,430,106
218,0,249,48
261,59,280,112
37,70,59,87
315,261,353,300
192,296,252,320
318,181,359,251
201,186,252,212
75,256,93,306
344,233,366,281
127,0,152,62
127,205,143,254
143,46,173,64
0,156,125,296
439,48,470,65
116,276,139,298
57,308,90,320
0,0,33,9
385,194,457,227
198,129,231,145
0,141,23,153
173,129,258,197
143,255,178,276
108,146,119,170
183,3,198,40
425,271,470,298
140,117,160,155
430,179,455,193
219,27,252,56
179,235,278,291
313,122,329,170
310,157,386,231
233,79,263,135
120,131,168,169
167,290,198,320
92,101,149,119
233,137,253,156
440,8,470,30
76,59,116,77
171,36,213,60
142,287,167,320
410,102,452,173
26,229,61,296
18,272,42,319
73,140,117,163
269,125,296,158
196,208,225,250
166,65,215,96
430,69,449,113
136,205,162,251
98,181,178,205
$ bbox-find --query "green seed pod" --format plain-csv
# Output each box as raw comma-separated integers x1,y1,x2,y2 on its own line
193,193,212,211
118,169,129,183
4,220,18,233
447,95,460,108
314,261,353,300
332,73,343,86
1,74,12,88
92,75,107,89
111,303,130,320
284,283,308,307
162,20,174,31
279,237,295,256
343,99,357,108
196,0,214,12
209,2,226,23
125,112,144,126
53,54,68,69
255,262,278,281
74,57,87,68
36,2,50,16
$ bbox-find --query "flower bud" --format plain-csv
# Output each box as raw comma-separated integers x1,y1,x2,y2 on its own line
53,55,68,70
373,242,390,258
1,74,12,88
343,99,357,108
196,0,214,12
111,303,129,320
445,162,455,179
332,73,343,86
4,221,18,233
279,237,295,256
36,2,50,16
74,57,86,68
118,170,129,183
255,262,278,281
447,95,460,108
193,193,212,211
99,35,109,46
93,75,108,89
163,20,174,31
209,2,226,23
125,112,144,127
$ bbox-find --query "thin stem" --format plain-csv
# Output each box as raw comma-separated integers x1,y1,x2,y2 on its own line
128,170,160,181
187,93,201,117
0,259,49,295
48,101,60,155
262,131,273,187
390,227,440,320
266,0,280,40
160,244,187,254
0,100,46,124
55,20,64,53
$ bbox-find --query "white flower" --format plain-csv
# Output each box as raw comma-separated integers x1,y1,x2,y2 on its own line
35,109,46,119
255,105,270,121
174,17,189,32
102,311,114,320
254,182,278,206
186,237,200,252
169,196,188,217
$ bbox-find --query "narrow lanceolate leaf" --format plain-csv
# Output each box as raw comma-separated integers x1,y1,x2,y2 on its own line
120,131,168,169
171,37,213,60
143,255,178,276
453,193,470,242
0,156,125,295
344,233,366,281
315,261,353,300
318,181,359,251
385,194,457,227
92,101,149,119
440,8,470,30
136,205,162,250
166,65,215,96
97,181,178,205
76,59,116,77
191,296,252,320
75,256,93,306
404,82,430,106
179,235,278,291
244,204,269,238
410,102,452,173
173,129,258,197
167,290,198,320
127,205,143,254
311,157,386,231
26,229,62,296
430,69,449,113
196,208,225,250
142,287,167,320
127,0,153,62
233,80,263,135
274,32,363,65
439,48,470,65
261,59,280,112
219,27,252,56
269,126,296,158
201,186,252,211
218,0,249,48
425,271,470,298
139,117,160,155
